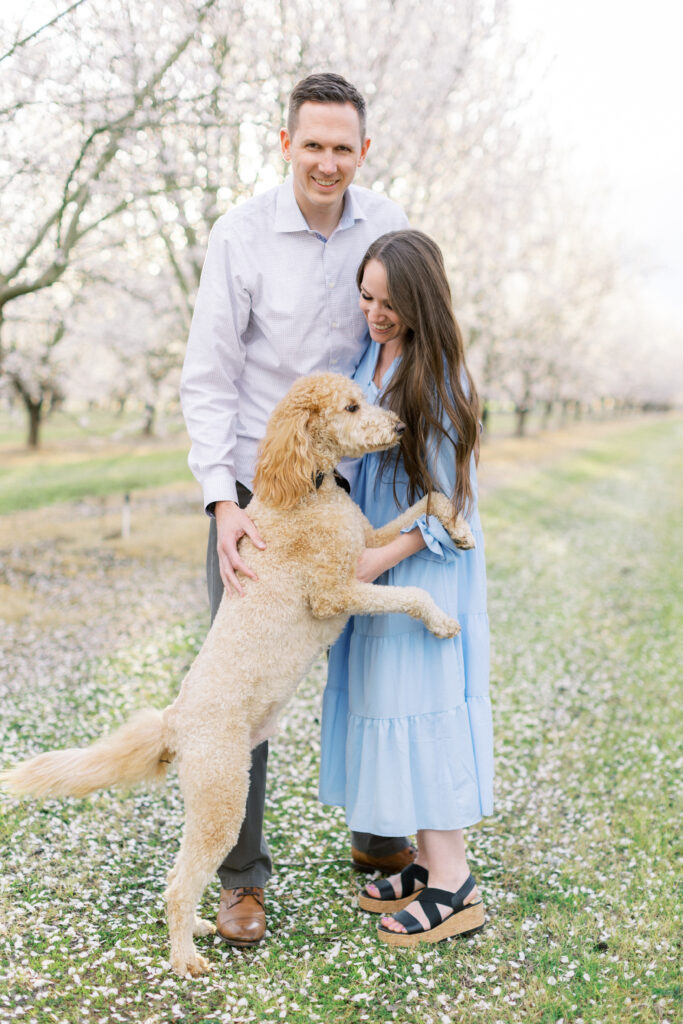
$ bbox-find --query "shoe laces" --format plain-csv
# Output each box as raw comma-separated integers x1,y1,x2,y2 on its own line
231,886,264,908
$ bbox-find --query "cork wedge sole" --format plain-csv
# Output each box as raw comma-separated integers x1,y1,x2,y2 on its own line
358,889,425,914
377,899,485,947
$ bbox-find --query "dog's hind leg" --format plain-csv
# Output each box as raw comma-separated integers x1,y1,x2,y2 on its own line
165,743,251,977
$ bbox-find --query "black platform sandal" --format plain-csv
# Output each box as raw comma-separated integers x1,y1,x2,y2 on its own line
358,862,429,914
377,873,485,946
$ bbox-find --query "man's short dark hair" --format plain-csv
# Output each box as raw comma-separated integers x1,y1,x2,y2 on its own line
287,73,367,141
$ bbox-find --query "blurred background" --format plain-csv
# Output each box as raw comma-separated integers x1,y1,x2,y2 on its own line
1,0,681,456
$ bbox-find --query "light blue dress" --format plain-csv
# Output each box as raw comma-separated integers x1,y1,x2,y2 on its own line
318,340,493,835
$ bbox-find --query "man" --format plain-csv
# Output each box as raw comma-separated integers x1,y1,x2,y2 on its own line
180,73,415,948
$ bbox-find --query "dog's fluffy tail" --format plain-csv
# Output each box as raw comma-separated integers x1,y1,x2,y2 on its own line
1,709,172,798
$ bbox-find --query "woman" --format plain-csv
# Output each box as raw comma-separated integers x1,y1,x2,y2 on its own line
319,230,493,946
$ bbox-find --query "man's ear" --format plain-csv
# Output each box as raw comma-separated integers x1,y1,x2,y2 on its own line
280,127,292,163
358,137,371,167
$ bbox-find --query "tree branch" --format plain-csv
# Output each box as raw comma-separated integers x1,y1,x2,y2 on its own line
0,0,88,65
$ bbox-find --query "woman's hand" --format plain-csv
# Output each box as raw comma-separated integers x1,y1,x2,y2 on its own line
355,546,392,583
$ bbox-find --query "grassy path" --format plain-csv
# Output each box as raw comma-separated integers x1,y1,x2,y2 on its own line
0,417,680,1023
0,448,193,516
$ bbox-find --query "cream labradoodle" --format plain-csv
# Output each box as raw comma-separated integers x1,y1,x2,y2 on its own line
2,372,474,978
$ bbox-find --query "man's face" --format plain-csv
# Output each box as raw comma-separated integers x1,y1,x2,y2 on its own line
280,101,371,223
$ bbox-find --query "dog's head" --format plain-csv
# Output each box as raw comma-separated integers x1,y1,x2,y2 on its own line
252,372,404,509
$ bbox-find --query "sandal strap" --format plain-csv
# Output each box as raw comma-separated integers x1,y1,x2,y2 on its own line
398,862,428,897
379,875,479,936
366,862,428,902
416,875,477,912
383,898,441,934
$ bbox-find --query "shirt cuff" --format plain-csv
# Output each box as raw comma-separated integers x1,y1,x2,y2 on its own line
202,474,240,515
400,513,461,560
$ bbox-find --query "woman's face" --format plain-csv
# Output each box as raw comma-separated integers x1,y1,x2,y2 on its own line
359,259,407,349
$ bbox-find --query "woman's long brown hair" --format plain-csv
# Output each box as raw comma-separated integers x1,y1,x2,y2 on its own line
357,230,480,517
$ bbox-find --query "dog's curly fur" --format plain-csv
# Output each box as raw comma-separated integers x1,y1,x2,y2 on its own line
2,372,474,977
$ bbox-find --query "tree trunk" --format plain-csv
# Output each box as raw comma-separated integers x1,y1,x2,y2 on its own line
541,399,554,429
142,402,155,437
515,404,530,437
481,400,490,436
11,377,45,448
27,398,44,448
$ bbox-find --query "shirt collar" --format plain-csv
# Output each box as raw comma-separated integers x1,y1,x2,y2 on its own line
274,174,310,233
274,174,368,235
339,186,367,230
366,338,401,392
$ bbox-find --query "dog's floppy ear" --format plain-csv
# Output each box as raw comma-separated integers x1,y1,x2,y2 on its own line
253,400,317,509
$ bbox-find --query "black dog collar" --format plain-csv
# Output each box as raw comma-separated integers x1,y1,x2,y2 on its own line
314,471,350,493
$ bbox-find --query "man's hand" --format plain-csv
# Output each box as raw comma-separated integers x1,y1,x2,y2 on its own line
215,500,266,597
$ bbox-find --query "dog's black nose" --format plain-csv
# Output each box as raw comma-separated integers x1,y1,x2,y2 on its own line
395,422,406,435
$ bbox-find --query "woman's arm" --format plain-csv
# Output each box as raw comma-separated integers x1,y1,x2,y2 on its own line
355,527,426,583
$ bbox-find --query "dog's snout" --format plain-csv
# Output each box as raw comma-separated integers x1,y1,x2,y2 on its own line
395,421,406,435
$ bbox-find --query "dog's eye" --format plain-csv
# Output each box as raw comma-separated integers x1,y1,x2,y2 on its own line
345,403,359,413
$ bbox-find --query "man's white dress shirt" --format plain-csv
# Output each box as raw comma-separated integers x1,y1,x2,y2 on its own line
180,173,408,509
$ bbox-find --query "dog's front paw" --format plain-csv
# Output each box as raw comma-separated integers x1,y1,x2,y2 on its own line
428,494,475,550
448,514,475,550
429,613,461,639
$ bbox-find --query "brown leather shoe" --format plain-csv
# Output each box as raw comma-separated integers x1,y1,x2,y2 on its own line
216,886,266,947
351,844,417,874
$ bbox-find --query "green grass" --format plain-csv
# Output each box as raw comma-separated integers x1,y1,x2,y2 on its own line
1,416,681,1023
0,404,193,514
0,449,194,514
